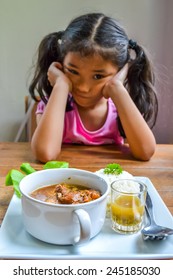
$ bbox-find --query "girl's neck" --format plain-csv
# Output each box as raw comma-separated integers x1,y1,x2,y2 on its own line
76,98,108,131
75,96,107,111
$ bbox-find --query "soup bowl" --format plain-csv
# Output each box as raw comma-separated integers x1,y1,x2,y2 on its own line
19,168,109,245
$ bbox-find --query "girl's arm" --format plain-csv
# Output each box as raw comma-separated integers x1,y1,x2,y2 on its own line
31,62,72,163
103,65,156,161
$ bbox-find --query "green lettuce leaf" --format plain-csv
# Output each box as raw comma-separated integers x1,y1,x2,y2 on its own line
43,161,69,169
20,162,36,175
5,170,25,198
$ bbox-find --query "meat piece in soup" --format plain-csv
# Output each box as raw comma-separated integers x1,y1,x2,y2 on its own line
55,184,101,204
30,183,101,204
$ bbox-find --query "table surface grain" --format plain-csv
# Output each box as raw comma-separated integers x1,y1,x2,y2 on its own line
0,142,173,225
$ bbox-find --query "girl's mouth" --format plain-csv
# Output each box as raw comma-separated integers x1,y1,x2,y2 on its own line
73,92,91,99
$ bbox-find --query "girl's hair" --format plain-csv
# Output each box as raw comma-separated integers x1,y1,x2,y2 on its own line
29,12,158,131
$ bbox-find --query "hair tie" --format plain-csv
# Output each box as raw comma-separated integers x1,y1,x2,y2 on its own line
57,31,65,45
129,39,137,50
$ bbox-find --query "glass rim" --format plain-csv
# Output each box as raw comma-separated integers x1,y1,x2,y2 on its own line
110,179,147,195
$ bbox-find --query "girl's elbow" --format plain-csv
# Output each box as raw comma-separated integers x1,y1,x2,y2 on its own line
36,150,61,163
133,143,156,161
138,150,155,161
31,143,61,163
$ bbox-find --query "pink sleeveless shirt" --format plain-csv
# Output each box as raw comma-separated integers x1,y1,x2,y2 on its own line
36,98,124,145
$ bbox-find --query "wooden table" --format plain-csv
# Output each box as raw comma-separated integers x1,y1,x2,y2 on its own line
0,142,173,225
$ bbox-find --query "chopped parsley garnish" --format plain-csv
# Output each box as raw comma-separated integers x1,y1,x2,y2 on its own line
104,163,123,175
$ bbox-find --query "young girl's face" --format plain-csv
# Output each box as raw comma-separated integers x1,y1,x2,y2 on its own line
63,52,119,108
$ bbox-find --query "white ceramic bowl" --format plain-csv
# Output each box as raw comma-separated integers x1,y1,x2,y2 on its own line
19,168,109,245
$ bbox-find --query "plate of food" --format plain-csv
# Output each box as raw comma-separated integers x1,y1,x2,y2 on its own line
0,163,173,259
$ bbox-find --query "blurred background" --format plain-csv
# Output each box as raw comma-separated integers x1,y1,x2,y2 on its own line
0,0,173,143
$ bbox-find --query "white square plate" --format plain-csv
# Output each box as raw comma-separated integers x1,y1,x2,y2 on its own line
0,177,173,259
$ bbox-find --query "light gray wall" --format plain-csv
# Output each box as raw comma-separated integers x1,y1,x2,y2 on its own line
0,0,172,143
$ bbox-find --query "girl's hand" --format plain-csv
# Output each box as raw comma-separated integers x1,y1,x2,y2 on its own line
47,62,72,90
114,63,129,85
102,63,129,98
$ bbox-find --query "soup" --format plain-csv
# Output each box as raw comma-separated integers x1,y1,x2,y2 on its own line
30,183,101,204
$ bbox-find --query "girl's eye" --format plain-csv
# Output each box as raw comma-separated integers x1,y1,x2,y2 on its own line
67,68,79,75
93,74,104,80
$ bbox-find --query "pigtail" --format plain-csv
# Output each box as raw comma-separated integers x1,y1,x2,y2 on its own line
29,31,63,103
127,43,158,128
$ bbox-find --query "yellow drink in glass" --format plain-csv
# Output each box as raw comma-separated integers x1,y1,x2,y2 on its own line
110,179,147,234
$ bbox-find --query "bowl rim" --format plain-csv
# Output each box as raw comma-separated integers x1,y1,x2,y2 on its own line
19,168,109,208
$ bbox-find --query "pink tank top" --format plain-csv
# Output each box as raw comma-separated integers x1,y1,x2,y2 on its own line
36,98,124,145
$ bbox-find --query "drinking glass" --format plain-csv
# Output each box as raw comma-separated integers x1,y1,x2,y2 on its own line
110,179,147,234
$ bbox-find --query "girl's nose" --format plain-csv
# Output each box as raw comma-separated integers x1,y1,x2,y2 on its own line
77,80,90,93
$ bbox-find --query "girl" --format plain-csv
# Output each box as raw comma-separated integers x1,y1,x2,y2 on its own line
29,13,158,163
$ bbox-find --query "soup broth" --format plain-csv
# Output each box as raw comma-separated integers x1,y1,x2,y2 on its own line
30,183,101,204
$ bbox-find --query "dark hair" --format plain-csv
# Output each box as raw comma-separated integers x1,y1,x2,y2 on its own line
29,12,158,130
